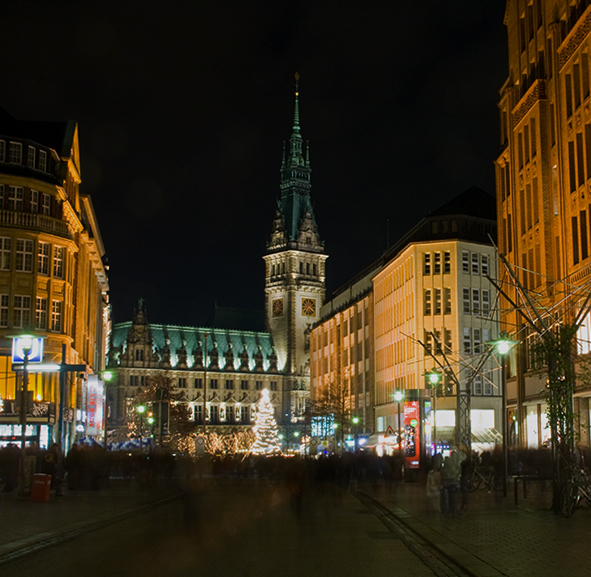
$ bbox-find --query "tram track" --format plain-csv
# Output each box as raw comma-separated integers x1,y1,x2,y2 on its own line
355,490,501,577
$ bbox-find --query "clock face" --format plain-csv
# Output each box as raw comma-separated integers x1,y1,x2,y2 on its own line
272,298,283,317
301,297,316,317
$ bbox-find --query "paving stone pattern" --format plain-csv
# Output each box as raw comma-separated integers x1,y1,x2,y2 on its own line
368,481,591,577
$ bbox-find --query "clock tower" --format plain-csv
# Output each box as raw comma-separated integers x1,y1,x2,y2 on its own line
264,74,327,421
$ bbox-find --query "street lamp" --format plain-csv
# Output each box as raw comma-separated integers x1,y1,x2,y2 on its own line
278,433,284,453
352,417,359,453
487,334,519,498
424,370,442,457
137,405,146,453
393,390,405,464
332,422,338,455
202,333,208,434
17,335,33,500
147,415,155,450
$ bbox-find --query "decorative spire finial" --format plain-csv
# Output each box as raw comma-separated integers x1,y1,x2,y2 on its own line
293,72,300,133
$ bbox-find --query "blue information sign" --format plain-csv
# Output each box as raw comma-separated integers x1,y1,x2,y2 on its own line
11,337,44,363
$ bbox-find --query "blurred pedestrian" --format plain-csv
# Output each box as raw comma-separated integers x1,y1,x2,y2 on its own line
427,453,442,511
440,445,467,518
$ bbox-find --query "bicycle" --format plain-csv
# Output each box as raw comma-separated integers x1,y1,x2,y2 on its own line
464,465,501,492
558,468,591,517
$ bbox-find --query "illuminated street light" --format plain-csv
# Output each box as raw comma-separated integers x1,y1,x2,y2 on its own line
11,334,44,499
393,390,405,466
137,405,146,453
352,416,360,453
147,415,155,448
487,334,519,497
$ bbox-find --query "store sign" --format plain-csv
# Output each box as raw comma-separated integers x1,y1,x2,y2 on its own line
11,337,44,363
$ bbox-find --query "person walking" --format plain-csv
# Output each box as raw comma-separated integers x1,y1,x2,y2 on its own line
440,445,467,518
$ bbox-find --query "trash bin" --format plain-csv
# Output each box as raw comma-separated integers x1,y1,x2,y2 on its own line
30,473,52,502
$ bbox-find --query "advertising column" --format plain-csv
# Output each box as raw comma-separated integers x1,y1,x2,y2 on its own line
404,400,420,470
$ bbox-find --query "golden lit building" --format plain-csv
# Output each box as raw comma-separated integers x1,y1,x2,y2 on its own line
310,270,374,450
496,0,591,448
0,106,109,450
374,189,500,454
311,188,502,457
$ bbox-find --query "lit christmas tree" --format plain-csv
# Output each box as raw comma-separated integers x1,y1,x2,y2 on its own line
251,389,281,455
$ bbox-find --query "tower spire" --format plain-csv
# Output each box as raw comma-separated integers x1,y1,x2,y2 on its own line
292,72,301,135
287,72,304,166
270,73,323,247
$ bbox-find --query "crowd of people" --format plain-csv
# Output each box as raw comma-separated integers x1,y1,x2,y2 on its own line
0,441,559,515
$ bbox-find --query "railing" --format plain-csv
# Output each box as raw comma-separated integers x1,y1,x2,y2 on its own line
0,210,73,239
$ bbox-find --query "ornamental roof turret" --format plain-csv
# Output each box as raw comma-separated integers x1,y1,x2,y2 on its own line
126,298,153,346
268,73,324,253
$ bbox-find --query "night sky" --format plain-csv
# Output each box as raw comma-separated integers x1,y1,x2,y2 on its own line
0,2,508,327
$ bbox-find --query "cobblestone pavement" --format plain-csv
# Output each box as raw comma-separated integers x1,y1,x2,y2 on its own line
2,476,591,577
0,481,178,562
363,478,591,577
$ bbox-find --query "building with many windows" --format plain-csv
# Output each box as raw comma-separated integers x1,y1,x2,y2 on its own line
107,78,325,441
108,302,283,436
496,0,591,448
310,268,375,451
311,187,502,457
0,105,110,450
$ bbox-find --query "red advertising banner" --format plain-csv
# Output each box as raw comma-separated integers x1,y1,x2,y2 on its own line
86,375,104,437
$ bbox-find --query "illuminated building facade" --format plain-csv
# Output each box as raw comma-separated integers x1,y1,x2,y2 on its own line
496,0,591,448
310,270,374,447
108,302,283,434
0,106,110,449
263,76,327,422
311,188,502,454
108,79,324,435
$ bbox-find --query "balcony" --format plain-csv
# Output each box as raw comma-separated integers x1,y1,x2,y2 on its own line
0,210,73,240
512,79,546,127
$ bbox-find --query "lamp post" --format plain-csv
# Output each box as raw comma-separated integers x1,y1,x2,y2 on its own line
17,336,33,500
425,371,441,457
137,405,146,453
393,390,405,464
147,415,155,451
487,334,519,498
352,416,359,453
332,423,338,455
202,333,208,434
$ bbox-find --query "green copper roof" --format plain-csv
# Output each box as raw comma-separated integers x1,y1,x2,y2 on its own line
111,322,279,372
